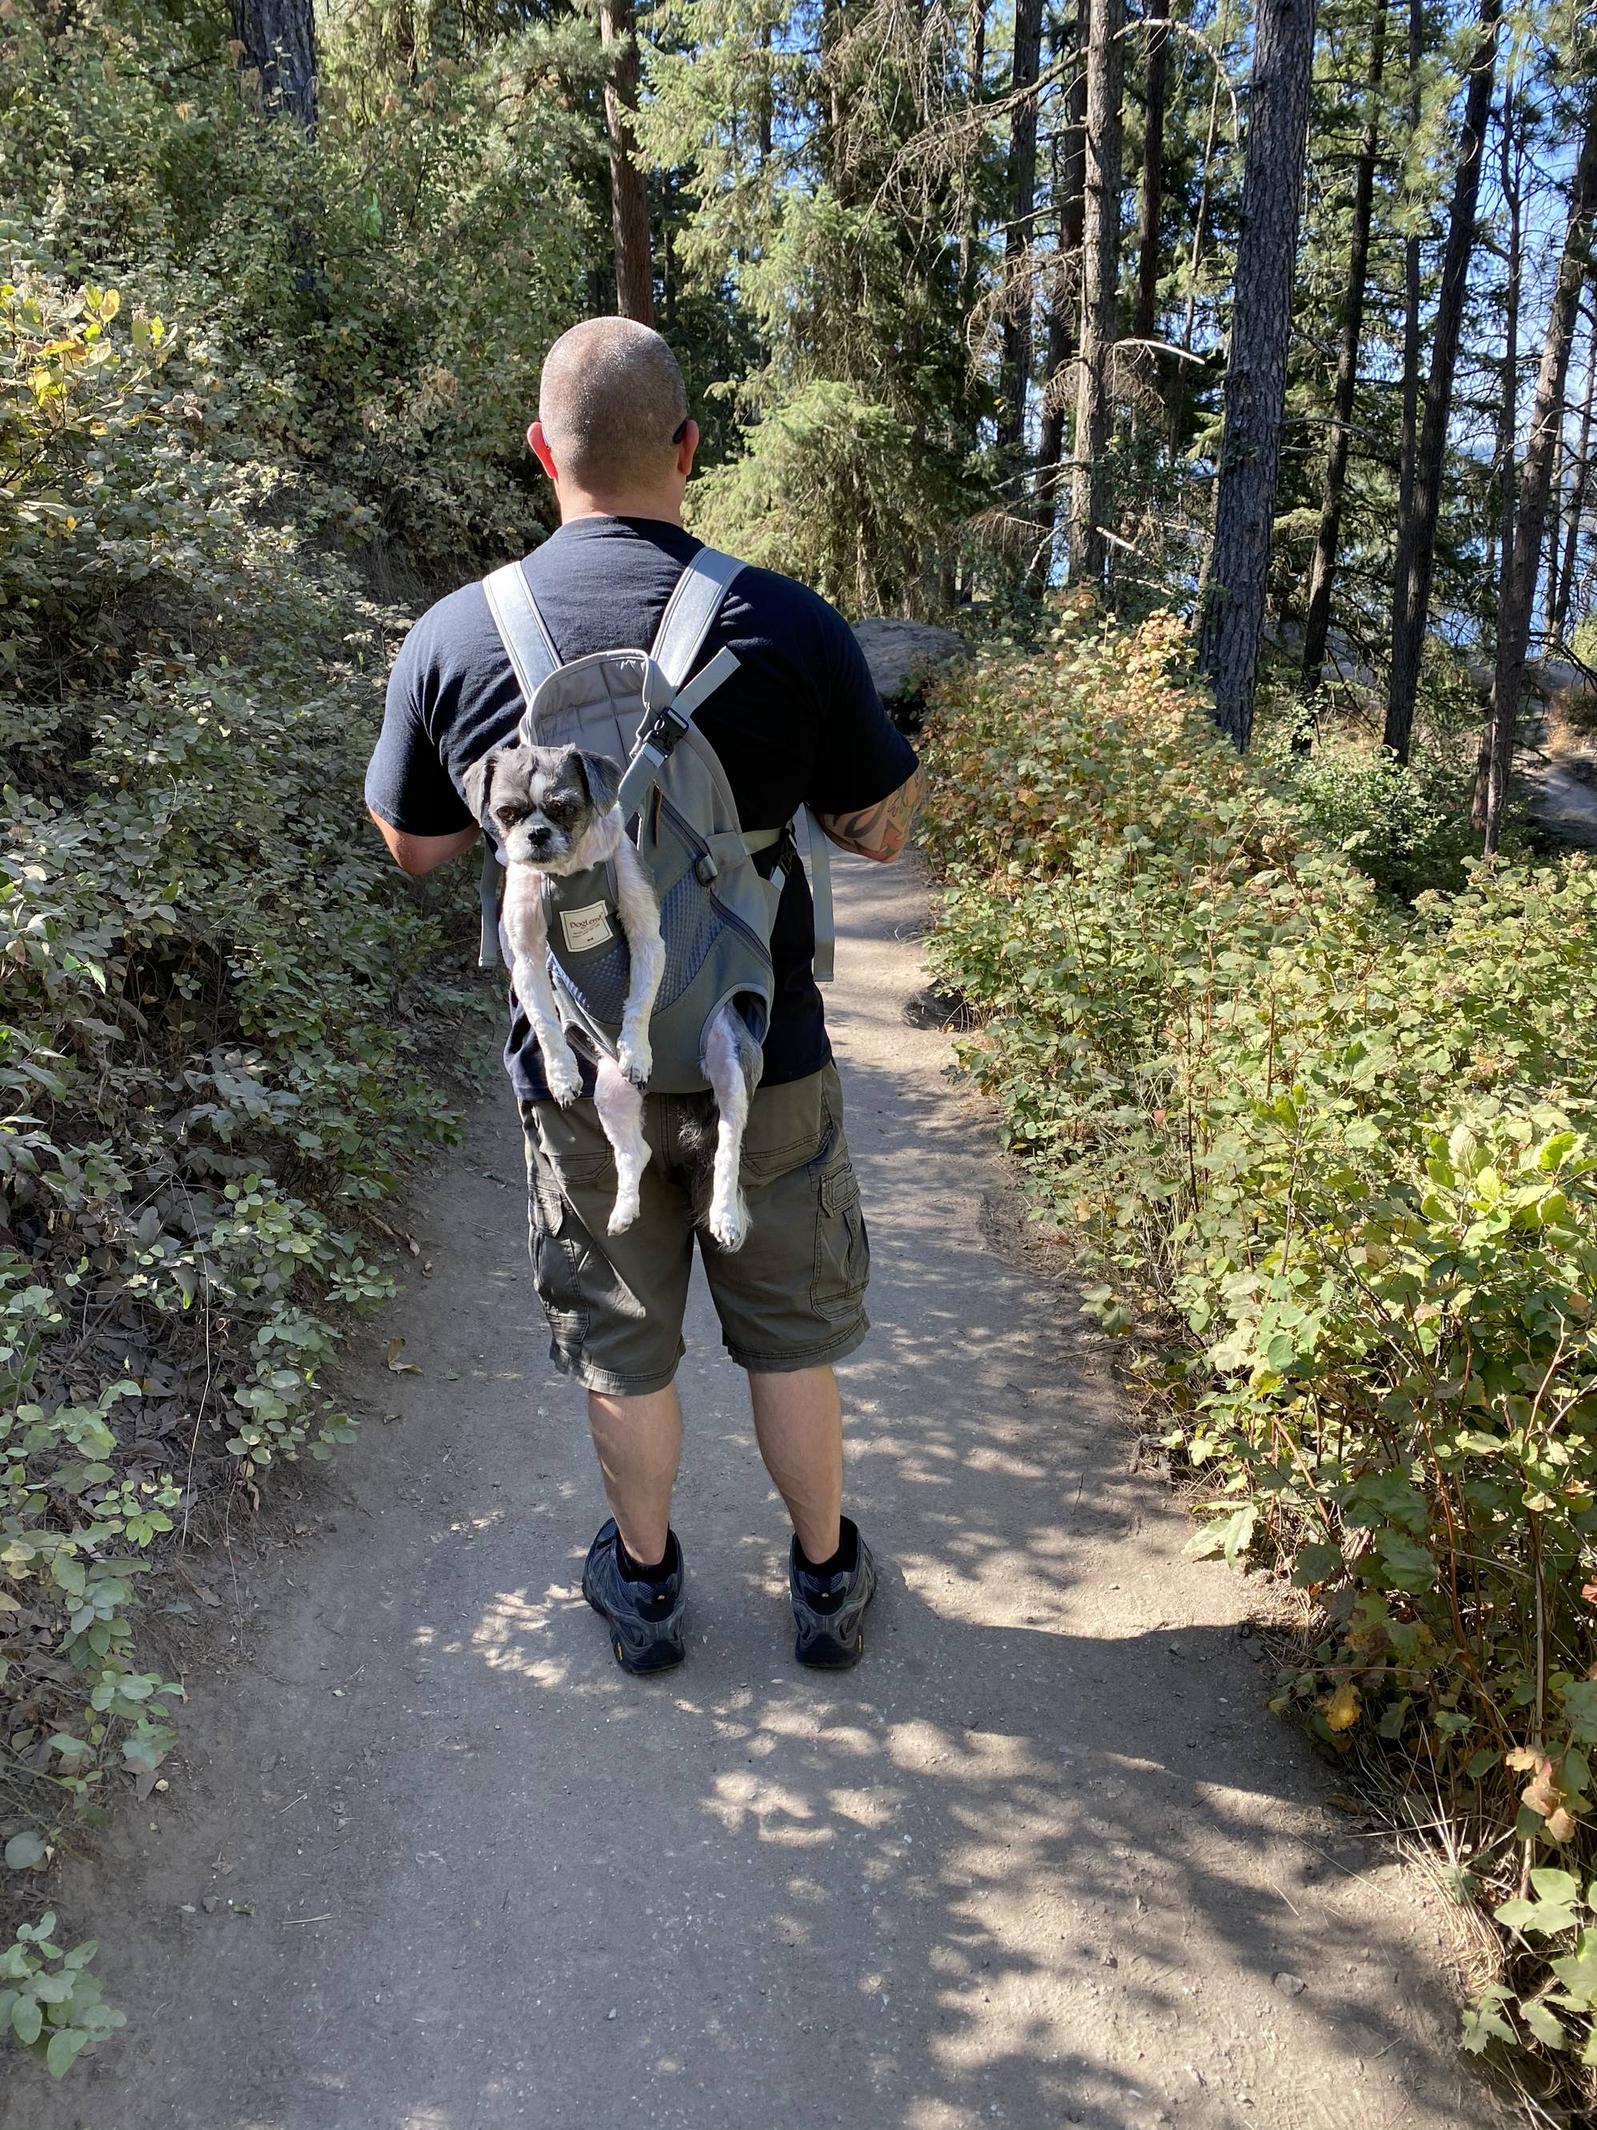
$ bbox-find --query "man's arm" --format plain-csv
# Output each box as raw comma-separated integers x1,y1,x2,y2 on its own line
368,808,480,877
816,764,924,865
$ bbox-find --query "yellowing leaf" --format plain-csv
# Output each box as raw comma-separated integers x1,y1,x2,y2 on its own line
1324,1682,1360,1733
385,1338,420,1376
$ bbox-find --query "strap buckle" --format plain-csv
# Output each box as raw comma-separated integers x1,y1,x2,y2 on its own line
644,705,692,757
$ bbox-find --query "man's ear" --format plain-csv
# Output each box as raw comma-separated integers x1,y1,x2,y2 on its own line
579,752,622,816
462,748,501,825
528,420,559,484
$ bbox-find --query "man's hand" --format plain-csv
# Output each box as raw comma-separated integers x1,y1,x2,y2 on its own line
816,766,924,865
368,808,481,877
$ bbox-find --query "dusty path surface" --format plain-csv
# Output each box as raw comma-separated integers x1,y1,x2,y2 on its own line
10,854,1494,2130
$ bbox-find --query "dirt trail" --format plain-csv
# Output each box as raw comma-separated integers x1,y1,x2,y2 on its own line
7,853,1496,2130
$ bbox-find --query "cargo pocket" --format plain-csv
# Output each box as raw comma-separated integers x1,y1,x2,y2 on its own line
740,1068,829,1187
811,1138,869,1318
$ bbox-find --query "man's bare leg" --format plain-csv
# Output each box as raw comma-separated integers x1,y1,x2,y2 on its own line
748,1364,844,1564
587,1385,682,1566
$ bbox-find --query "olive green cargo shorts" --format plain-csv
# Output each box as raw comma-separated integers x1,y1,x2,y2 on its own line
519,1061,870,1395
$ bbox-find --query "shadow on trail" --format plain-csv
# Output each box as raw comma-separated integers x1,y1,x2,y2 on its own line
2,856,1469,2130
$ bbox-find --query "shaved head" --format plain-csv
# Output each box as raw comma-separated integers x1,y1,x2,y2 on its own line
537,318,689,492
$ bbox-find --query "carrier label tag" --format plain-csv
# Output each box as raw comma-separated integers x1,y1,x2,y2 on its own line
560,900,615,954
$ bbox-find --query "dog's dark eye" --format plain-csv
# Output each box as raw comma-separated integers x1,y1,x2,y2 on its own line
496,806,525,829
543,798,572,824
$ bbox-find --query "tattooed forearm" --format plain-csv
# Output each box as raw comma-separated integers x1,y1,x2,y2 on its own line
818,766,924,863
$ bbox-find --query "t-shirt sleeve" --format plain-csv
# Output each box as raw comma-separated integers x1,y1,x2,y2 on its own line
804,601,920,816
365,619,474,836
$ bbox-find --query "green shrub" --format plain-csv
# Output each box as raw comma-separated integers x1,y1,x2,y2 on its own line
1266,729,1485,898
923,617,1597,2101
1,231,470,2064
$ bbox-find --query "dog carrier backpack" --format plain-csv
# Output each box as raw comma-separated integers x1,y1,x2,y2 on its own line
474,547,834,1097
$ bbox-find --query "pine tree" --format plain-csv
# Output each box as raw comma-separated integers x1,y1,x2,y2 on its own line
1480,85,1597,852
1070,0,1123,593
1300,0,1387,686
1196,0,1318,748
233,0,317,131
1383,0,1501,763
599,0,656,322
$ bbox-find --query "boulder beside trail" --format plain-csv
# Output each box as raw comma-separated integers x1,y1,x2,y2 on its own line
851,618,969,727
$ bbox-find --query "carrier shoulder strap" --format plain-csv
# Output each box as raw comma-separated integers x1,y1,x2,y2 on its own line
477,561,563,969
614,550,745,826
482,559,561,708
649,547,743,688
797,808,834,984
632,549,835,986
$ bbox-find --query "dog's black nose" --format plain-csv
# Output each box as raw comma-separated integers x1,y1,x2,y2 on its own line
527,823,553,849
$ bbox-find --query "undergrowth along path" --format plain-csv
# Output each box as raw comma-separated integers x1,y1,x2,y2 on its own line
4,852,1495,2130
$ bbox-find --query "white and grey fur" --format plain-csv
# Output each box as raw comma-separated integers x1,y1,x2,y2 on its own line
464,739,755,1250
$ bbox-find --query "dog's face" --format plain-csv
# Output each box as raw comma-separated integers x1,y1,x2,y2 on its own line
463,742,621,872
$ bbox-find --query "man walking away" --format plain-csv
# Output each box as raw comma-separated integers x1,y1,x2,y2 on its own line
364,319,922,1674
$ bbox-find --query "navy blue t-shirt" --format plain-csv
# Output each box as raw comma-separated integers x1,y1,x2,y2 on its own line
366,515,918,1102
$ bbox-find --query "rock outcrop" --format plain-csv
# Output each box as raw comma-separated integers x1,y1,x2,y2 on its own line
851,618,969,727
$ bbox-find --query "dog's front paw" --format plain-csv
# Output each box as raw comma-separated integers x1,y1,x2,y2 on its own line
544,1049,583,1107
617,1037,652,1090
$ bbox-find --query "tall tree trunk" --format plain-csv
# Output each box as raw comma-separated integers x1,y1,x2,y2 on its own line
1543,431,1565,641
1493,66,1523,642
1194,0,1317,751
232,0,316,131
599,0,656,324
1480,99,1597,854
1069,0,1123,594
1033,1,1089,592
1300,0,1387,686
958,0,989,317
996,0,1047,476
1553,304,1597,645
1133,0,1168,345
1396,0,1421,539
1182,66,1221,350
1382,0,1500,762
1172,54,1221,454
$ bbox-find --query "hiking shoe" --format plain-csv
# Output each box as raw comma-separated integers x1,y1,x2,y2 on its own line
789,1517,877,1669
581,1518,686,1675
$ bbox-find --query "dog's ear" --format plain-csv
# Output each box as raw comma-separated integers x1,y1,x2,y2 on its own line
578,751,623,816
462,747,502,826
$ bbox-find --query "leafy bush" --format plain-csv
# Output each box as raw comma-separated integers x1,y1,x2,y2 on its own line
922,617,1597,2102
1264,727,1486,898
1,228,470,2065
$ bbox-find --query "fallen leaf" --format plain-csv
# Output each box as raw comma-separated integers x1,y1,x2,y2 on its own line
386,1338,420,1375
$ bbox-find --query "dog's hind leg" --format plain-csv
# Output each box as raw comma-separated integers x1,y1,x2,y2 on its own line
701,1006,759,1253
593,1055,650,1235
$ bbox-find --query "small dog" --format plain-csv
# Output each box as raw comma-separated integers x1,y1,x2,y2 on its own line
465,739,754,1249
